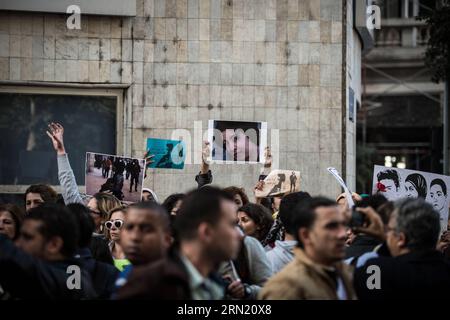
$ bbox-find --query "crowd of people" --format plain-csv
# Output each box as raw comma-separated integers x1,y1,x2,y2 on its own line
1,121,450,300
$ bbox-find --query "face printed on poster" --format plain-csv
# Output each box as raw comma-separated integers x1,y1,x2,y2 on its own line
146,138,186,170
85,152,145,203
372,165,450,233
207,120,267,164
254,170,300,198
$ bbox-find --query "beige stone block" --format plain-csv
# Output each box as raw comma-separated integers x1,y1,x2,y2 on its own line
199,19,210,41
0,57,9,80
309,21,320,42
199,0,210,18
188,0,199,18
43,59,54,81
221,19,233,41
54,59,66,81
321,21,331,43
276,21,287,42
20,36,32,58
9,58,20,80
266,0,276,20
9,35,21,57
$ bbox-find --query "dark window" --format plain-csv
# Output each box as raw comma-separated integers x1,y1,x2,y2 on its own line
0,92,117,187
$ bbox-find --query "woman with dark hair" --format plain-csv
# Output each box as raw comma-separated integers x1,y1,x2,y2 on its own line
0,204,25,240
162,193,186,215
237,203,274,248
24,184,58,212
404,173,427,199
223,186,250,207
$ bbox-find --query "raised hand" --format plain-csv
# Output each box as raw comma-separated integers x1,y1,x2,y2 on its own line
46,122,66,155
200,141,211,174
144,149,155,167
143,149,155,179
264,147,272,168
254,180,265,192
202,141,211,165
353,206,386,241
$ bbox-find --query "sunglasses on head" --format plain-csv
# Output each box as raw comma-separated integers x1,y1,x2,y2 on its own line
104,219,124,230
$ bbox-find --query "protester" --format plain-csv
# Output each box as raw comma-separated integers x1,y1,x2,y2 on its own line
354,198,450,299
104,206,130,271
195,141,213,188
24,184,58,212
237,203,273,248
220,229,272,300
68,203,119,299
142,188,158,203
116,186,240,300
259,197,355,300
0,203,25,240
113,202,172,293
47,122,122,234
0,203,96,299
162,193,186,216
88,193,122,235
344,194,388,260
267,192,312,274
345,201,394,268
120,202,172,266
224,186,250,207
336,192,362,210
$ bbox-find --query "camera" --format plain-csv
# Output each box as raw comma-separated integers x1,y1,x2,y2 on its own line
349,206,366,229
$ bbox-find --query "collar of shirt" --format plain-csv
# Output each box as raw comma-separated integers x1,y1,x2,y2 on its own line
179,254,224,300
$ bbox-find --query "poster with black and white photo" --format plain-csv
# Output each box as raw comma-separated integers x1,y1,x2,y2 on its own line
254,170,300,198
207,120,267,164
372,165,450,233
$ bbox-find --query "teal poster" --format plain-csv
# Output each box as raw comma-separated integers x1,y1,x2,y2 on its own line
146,138,186,169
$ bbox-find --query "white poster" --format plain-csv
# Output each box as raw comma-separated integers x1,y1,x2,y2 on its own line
327,167,354,208
372,165,450,233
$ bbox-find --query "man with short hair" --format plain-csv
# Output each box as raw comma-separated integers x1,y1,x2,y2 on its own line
120,202,172,266
112,201,172,295
354,198,450,299
259,197,355,300
117,186,241,300
0,204,96,299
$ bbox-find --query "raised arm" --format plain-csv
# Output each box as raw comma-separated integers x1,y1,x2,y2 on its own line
195,141,213,188
47,122,85,205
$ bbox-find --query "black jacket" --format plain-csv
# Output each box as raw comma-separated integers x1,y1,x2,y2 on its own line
195,170,213,188
116,249,226,300
345,235,382,259
89,234,114,265
354,249,450,299
0,234,97,300
75,248,119,299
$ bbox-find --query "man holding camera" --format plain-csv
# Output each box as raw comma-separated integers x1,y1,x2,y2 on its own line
354,198,450,299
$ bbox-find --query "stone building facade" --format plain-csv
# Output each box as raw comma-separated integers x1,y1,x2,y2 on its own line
0,0,371,201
